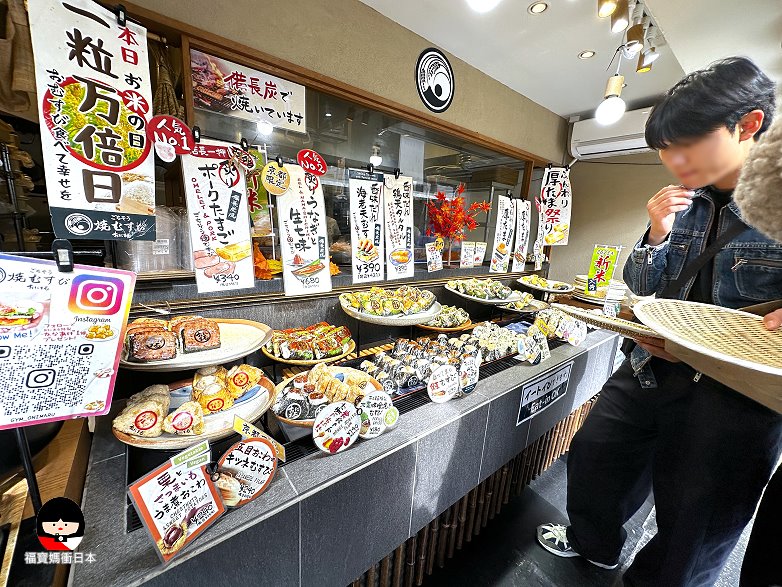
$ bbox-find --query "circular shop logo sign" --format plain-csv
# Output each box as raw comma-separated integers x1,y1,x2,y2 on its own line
415,48,455,113
64,213,94,236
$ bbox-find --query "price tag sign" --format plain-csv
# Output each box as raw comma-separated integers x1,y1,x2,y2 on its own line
427,364,459,403
233,415,286,462
312,401,361,454
425,241,443,273
459,355,481,394
474,242,487,266
460,242,475,269
147,115,194,163
128,441,225,563
357,390,394,439
261,161,291,196
217,437,277,507
297,149,328,176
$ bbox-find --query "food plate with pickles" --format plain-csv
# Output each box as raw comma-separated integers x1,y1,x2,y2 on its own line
339,286,442,326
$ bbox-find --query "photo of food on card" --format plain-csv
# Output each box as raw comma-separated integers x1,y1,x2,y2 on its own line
0,293,49,337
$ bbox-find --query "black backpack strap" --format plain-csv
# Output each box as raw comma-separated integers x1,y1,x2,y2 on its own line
660,222,749,299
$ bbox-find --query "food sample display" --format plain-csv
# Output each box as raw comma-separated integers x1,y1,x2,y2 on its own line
264,322,352,362
446,278,513,301
422,306,470,329
340,286,437,317
533,308,588,346
518,275,574,292
502,292,534,308
273,364,380,424
470,322,527,361
125,316,221,363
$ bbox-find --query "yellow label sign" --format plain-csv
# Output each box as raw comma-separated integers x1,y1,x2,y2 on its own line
233,415,286,462
261,162,290,196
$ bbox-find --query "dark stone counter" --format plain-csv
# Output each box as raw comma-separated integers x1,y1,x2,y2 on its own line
71,329,620,587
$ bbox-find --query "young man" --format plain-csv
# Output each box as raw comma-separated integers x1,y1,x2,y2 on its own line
536,57,782,586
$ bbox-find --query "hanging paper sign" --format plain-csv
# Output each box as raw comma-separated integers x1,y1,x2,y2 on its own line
383,175,415,280
190,49,305,133
128,441,225,563
490,195,516,273
229,147,257,172
540,167,572,246
460,242,475,269
217,437,277,507
261,161,290,196
587,245,622,291
297,149,328,176
244,149,273,237
473,242,487,266
427,364,460,403
459,355,480,394
147,115,194,163
348,169,385,284
0,254,134,430
181,138,254,293
313,401,361,454
29,0,156,241
277,165,332,296
425,241,442,273
357,390,394,439
511,201,532,272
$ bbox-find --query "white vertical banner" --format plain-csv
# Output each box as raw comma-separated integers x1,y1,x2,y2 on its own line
383,175,415,280
511,200,532,272
29,0,156,240
540,166,572,246
181,139,254,293
348,169,385,284
490,195,516,273
277,165,332,296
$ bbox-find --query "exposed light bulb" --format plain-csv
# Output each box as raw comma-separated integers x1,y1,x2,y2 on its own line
466,0,503,13
596,96,626,125
369,146,382,167
610,0,630,33
256,120,273,136
598,0,618,18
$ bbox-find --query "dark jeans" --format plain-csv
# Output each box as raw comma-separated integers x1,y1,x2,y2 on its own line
565,358,782,587
740,465,782,587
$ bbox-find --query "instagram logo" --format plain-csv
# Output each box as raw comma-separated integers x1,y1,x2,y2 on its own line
68,275,124,315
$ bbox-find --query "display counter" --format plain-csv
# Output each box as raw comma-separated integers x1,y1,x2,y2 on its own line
71,328,620,587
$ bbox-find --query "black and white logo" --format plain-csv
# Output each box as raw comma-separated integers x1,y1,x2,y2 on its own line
64,213,93,236
415,48,454,113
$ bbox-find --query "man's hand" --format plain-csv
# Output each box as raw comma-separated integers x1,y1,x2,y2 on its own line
646,186,695,246
763,309,782,331
633,335,681,363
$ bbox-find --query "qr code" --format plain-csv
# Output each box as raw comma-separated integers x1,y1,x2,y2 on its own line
0,344,92,418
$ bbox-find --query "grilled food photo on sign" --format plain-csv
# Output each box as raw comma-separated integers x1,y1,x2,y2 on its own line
216,241,251,262
356,238,379,262
291,258,326,277
390,248,411,266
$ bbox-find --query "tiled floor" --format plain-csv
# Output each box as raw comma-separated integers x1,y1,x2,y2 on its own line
423,456,750,587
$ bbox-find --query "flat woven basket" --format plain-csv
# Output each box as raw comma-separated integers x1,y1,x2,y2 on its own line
633,299,782,375
552,303,662,341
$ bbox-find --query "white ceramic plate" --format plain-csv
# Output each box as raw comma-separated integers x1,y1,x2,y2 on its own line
340,299,442,326
500,299,550,314
445,285,526,306
517,277,575,294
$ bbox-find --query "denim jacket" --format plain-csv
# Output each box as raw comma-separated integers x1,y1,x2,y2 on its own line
623,187,782,388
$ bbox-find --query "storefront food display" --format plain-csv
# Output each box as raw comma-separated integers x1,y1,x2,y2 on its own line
125,316,221,362
263,322,354,364
339,286,442,326
518,275,575,293
420,305,471,330
501,293,549,313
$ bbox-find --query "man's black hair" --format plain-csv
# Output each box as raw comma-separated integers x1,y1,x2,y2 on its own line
645,57,776,149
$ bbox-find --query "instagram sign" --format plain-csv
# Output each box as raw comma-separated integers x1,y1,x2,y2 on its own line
68,275,125,315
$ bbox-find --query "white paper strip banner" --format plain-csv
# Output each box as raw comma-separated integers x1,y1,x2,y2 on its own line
181,139,254,293
277,165,332,296
460,242,475,268
540,167,572,246
511,200,532,272
348,169,385,284
490,195,516,273
29,0,156,241
383,175,415,280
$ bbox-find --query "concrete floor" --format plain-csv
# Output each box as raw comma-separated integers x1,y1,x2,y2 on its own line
423,456,750,587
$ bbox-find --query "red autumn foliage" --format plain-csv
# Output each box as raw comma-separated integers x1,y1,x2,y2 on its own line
425,183,490,242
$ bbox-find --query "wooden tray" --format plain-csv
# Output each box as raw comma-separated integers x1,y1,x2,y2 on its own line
445,285,526,306
552,303,662,341
120,319,273,372
417,319,474,333
112,377,277,449
340,299,442,326
272,367,382,428
261,339,356,366
517,277,575,294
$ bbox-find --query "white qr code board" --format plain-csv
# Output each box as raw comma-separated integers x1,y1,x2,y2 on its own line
0,253,135,429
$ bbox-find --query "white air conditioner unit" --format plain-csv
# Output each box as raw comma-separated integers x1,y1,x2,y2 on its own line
570,108,653,160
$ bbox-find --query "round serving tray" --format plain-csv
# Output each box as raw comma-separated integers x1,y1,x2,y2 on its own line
112,377,277,450
272,367,382,428
417,319,474,333
499,299,550,314
552,303,662,341
444,284,526,306
517,276,575,294
261,338,356,366
339,299,442,327
120,319,273,372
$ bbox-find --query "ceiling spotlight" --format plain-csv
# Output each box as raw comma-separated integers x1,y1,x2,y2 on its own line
346,106,355,122
361,111,370,126
256,120,274,136
610,0,630,33
636,52,652,73
466,0,503,13
598,0,618,18
625,24,644,54
369,145,382,167
595,74,626,125
527,2,548,14
578,50,596,59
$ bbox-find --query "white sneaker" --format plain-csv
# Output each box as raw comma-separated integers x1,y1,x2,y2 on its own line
536,523,619,570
